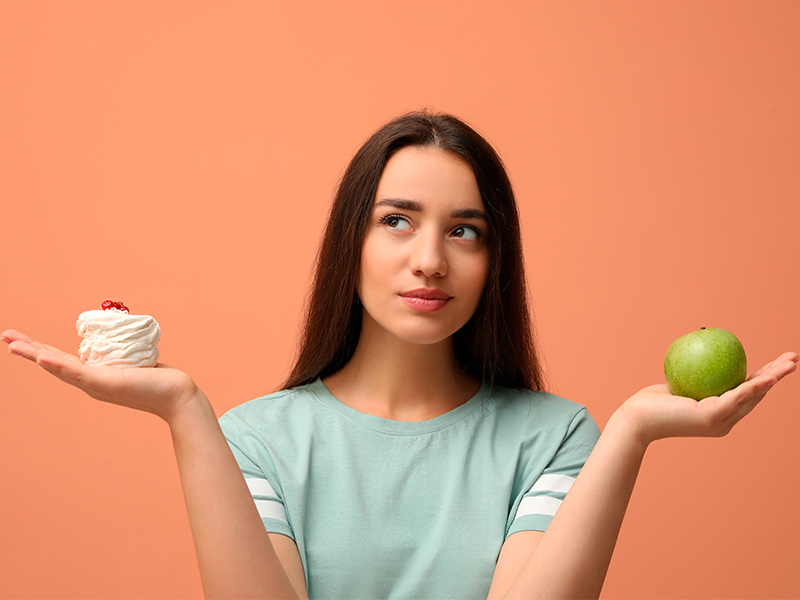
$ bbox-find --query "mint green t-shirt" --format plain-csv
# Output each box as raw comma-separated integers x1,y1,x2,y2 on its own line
219,379,600,599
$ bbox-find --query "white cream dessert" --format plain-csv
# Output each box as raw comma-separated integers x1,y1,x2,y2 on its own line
76,301,160,367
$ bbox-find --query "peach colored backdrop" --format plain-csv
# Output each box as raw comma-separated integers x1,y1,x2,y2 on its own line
2,1,798,598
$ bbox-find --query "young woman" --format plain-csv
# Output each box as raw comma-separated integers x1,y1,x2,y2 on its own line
3,110,797,599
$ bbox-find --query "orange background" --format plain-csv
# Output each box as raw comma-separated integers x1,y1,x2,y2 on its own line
2,1,799,598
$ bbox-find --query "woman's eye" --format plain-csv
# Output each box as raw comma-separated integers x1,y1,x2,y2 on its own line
452,225,481,240
380,215,411,230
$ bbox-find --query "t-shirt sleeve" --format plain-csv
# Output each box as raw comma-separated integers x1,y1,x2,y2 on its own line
507,407,601,536
218,412,295,541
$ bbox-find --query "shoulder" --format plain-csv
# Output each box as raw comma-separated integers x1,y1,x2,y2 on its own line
219,382,322,441
222,383,312,416
489,386,595,426
485,386,600,450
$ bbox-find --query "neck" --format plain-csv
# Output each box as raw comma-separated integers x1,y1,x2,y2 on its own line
322,320,480,421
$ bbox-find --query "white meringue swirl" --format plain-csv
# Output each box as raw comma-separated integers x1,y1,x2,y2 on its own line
76,309,161,367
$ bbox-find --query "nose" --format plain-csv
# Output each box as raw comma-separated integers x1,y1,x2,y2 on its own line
410,229,447,278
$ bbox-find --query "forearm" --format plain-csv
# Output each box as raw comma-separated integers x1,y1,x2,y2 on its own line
167,393,299,599
503,409,647,599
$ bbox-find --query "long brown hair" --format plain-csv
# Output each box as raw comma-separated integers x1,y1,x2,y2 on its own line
282,110,545,392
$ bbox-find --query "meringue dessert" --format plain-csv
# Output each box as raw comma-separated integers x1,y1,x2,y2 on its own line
76,301,160,367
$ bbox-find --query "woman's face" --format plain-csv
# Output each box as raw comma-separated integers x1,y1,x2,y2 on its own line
358,145,490,348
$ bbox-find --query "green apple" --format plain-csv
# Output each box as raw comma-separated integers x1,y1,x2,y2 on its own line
664,327,747,400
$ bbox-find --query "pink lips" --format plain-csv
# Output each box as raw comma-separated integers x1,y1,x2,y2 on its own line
399,288,452,312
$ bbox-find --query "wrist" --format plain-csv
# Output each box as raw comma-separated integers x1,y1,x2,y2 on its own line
605,406,652,456
163,388,215,429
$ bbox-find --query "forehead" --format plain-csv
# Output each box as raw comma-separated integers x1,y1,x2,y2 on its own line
374,146,483,209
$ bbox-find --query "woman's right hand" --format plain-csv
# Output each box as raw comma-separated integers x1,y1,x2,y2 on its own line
2,329,201,423
4,328,306,598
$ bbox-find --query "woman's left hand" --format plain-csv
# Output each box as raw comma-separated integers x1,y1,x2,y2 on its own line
618,351,798,447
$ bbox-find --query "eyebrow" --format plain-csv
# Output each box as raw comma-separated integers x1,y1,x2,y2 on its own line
375,198,488,221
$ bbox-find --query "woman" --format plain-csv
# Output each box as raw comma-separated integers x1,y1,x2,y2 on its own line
219,112,598,599
3,110,797,599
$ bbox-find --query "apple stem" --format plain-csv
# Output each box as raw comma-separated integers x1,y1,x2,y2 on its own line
701,327,706,330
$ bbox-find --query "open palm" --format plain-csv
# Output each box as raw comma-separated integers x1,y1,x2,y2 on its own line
620,351,798,445
2,329,199,422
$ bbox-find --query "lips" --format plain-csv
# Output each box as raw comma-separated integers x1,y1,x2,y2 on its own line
400,288,452,300
399,288,452,312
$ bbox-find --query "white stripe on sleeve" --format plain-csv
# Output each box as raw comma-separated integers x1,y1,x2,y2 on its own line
514,495,563,520
527,473,575,495
255,499,289,523
246,478,278,498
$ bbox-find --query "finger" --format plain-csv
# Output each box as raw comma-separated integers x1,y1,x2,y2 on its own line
32,350,80,385
724,372,774,410
29,339,72,358
719,366,791,426
35,350,108,392
755,355,798,383
747,352,799,380
8,340,62,363
721,389,769,428
7,339,43,362
2,329,34,345
8,337,76,366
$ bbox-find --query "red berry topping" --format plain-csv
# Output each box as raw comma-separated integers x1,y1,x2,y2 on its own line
101,300,129,312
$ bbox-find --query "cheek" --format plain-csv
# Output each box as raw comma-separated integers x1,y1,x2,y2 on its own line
358,236,389,297
472,254,490,291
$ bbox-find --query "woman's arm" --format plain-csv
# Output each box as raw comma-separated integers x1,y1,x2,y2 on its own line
489,408,645,599
489,351,798,600
3,329,306,599
168,392,306,599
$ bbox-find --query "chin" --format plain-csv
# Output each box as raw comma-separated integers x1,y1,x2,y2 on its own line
389,322,462,347
361,308,467,348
